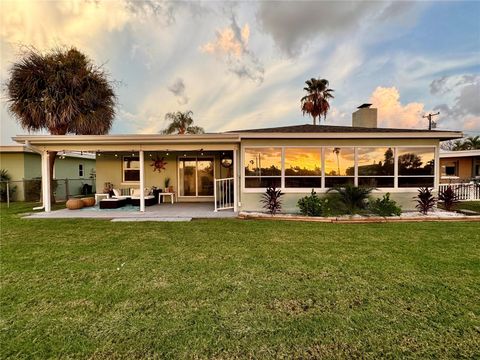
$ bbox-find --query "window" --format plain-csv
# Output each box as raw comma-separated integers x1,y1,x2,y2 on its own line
441,161,458,177
284,148,321,188
123,156,140,182
179,157,214,197
357,147,394,187
324,147,354,187
244,148,281,188
78,164,84,177
398,147,435,187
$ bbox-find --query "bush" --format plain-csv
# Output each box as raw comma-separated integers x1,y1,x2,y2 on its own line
327,184,373,214
369,193,402,216
261,186,283,215
438,186,459,211
297,190,323,216
0,169,17,202
415,187,436,215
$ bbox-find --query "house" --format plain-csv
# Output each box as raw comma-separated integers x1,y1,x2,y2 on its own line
439,149,480,183
0,146,96,201
12,106,462,212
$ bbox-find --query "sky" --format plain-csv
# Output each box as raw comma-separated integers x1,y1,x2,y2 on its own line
1,0,479,145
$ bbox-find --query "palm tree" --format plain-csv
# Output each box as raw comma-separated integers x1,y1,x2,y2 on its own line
333,147,341,175
161,111,204,134
5,47,116,202
463,136,480,150
301,78,334,125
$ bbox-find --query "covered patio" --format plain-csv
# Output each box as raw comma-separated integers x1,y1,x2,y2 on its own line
23,202,237,220
13,133,241,215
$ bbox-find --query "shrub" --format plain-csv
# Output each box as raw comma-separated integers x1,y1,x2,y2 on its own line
369,193,402,216
438,186,459,212
261,186,283,215
0,169,17,202
297,190,323,216
328,184,373,214
415,187,436,215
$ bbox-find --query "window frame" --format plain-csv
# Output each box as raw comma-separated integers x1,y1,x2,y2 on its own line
242,145,438,193
243,147,282,189
122,156,140,183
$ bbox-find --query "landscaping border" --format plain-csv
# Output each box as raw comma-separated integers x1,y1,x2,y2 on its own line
238,212,480,223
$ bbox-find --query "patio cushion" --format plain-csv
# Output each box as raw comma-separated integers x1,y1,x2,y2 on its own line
131,188,141,197
113,188,121,197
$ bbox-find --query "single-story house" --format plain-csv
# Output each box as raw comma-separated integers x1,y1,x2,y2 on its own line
12,106,462,212
439,149,480,183
0,145,96,201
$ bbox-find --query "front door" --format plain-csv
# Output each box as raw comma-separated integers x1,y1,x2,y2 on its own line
178,157,214,197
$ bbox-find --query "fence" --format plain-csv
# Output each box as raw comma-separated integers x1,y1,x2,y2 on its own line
438,183,480,201
214,177,234,211
0,178,96,206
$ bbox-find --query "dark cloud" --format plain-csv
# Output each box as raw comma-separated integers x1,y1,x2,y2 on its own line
168,78,189,105
257,1,418,57
433,75,480,132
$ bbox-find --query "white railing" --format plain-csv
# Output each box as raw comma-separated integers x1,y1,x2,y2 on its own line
439,183,480,201
214,177,234,211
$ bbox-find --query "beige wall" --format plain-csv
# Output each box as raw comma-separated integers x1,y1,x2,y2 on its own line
95,152,230,202
440,157,473,183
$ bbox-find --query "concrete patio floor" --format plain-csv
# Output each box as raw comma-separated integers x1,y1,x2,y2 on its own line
23,202,236,220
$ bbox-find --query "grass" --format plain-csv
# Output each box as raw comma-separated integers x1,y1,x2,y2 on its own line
1,202,479,359
456,201,480,213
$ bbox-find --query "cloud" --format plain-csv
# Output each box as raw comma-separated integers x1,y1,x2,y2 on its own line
167,78,189,105
256,1,418,57
432,75,480,133
200,15,264,83
370,87,425,129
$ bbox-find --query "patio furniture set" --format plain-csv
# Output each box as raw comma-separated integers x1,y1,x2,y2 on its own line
96,188,176,209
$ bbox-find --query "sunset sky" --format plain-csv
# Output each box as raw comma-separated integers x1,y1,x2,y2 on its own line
1,0,479,144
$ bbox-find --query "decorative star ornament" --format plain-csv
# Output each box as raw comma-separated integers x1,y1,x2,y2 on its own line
150,156,167,172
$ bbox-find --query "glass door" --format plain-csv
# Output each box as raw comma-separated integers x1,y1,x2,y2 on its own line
179,157,214,197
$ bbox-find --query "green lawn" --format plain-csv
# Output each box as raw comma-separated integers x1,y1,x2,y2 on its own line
457,201,480,213
1,203,479,359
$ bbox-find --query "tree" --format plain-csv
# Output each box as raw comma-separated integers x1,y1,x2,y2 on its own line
161,111,204,134
5,46,116,202
301,78,334,125
441,136,480,151
463,136,480,150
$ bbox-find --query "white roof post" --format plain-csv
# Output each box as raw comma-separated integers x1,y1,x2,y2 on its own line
139,150,145,212
233,148,238,212
41,150,51,212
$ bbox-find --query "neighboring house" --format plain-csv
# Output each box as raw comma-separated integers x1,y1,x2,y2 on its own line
439,149,480,183
0,146,96,201
12,106,462,212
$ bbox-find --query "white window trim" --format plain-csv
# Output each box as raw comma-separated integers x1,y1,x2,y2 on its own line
242,145,438,193
122,155,140,183
177,155,216,198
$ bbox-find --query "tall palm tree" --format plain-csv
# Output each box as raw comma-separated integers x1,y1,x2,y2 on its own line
463,136,480,150
161,111,204,134
301,78,334,125
6,47,116,202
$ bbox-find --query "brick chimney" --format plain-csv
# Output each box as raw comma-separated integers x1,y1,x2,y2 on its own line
352,103,377,128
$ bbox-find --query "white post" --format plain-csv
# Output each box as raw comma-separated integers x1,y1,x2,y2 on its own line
41,151,51,212
139,150,145,212
233,148,238,212
214,179,218,212
6,182,10,208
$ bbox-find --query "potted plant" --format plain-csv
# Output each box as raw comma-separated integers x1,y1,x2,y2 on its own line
164,177,171,193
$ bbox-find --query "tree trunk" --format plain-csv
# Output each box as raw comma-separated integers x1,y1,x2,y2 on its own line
48,151,57,204
313,116,317,126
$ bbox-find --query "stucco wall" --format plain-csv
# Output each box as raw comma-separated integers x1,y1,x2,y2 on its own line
54,157,96,180
23,153,42,179
240,191,424,213
0,153,26,201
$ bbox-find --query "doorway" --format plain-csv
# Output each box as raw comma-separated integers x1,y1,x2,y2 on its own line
178,157,214,197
